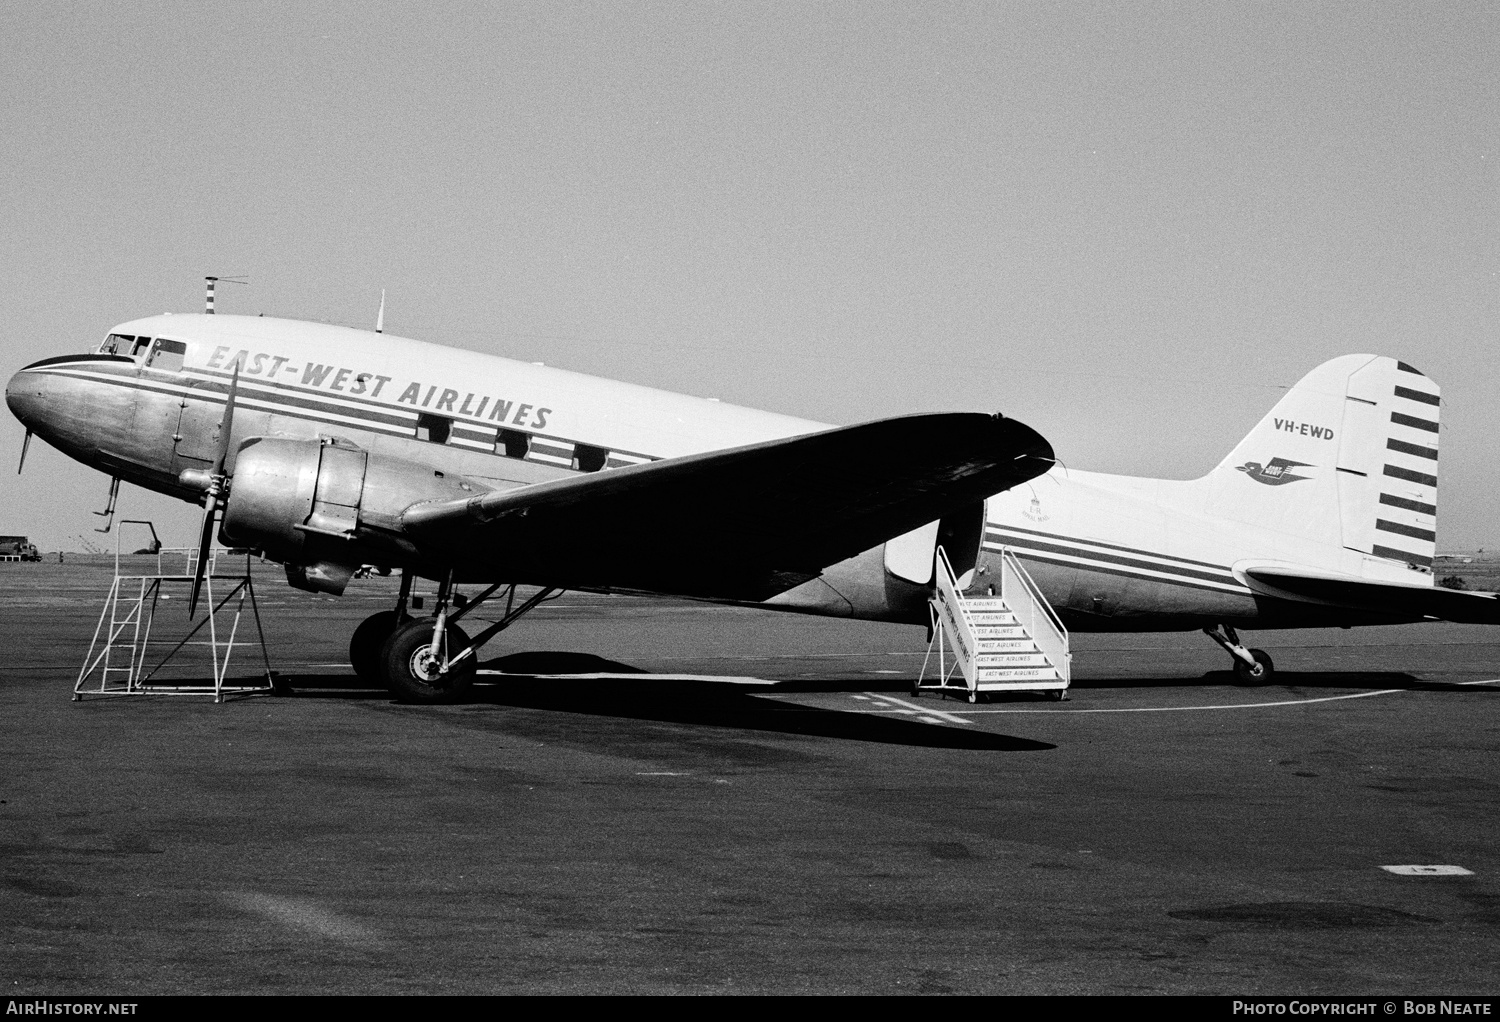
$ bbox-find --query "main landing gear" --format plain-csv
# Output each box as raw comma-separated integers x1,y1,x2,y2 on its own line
1203,624,1274,685
349,572,414,683
349,570,559,704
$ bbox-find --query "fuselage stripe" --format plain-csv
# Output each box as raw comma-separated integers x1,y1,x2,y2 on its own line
26,364,663,465
986,530,1238,586
990,544,1252,596
985,522,1231,572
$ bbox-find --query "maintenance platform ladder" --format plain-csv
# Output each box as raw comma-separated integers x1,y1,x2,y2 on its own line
916,545,1070,702
75,532,275,702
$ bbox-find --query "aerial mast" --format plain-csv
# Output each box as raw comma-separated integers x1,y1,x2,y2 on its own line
203,275,247,314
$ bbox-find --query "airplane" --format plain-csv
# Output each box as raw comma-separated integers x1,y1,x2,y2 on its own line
8,312,1498,703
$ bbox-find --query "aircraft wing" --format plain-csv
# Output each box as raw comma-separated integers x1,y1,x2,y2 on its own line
1242,565,1500,625
401,412,1053,601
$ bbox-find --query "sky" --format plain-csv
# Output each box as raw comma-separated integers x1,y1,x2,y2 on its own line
2,1,1496,553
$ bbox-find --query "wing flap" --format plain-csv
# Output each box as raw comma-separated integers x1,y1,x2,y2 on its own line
402,412,1053,600
1243,565,1500,625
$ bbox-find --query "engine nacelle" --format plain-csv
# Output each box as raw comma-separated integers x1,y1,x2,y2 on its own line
220,437,480,594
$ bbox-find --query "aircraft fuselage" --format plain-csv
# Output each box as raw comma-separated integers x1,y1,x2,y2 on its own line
7,314,1431,633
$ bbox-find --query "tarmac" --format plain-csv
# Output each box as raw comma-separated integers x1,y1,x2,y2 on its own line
2,558,1498,995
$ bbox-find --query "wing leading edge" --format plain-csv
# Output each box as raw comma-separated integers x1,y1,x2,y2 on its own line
402,412,1054,601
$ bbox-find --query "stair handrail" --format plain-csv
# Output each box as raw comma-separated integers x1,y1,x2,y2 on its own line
932,546,978,688
997,546,1070,684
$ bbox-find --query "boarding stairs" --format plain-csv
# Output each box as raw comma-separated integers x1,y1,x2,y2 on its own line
74,523,276,702
916,545,1070,702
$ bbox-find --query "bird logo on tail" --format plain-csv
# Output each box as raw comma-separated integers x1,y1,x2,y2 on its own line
1236,457,1313,486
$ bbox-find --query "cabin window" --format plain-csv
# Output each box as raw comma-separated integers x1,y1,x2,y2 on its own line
573,443,608,473
496,428,531,460
416,413,451,444
145,338,186,372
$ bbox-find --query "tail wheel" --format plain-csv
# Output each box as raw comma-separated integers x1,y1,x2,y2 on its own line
380,618,475,704
349,611,412,683
1233,648,1274,686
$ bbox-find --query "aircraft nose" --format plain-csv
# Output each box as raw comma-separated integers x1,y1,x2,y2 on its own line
5,364,42,429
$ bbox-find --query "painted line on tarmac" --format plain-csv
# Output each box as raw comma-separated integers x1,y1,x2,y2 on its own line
862,692,973,725
474,671,773,685
926,677,1500,715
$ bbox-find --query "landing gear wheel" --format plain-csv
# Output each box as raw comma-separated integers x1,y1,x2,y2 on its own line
380,618,475,704
349,611,412,683
1233,648,1274,686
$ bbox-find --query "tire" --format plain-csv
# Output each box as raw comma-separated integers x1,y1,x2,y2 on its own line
349,611,412,683
379,618,475,704
1233,648,1274,686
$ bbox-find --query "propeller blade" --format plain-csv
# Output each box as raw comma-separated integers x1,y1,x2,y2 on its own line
190,364,240,618
187,490,218,618
212,363,240,475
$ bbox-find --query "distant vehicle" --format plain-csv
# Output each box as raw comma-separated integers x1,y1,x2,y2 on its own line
0,535,41,562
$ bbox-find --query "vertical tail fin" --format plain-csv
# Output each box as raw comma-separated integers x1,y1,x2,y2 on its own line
1200,355,1439,582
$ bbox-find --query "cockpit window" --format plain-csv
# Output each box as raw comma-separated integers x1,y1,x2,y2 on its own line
146,338,187,373
98,333,155,360
100,333,132,355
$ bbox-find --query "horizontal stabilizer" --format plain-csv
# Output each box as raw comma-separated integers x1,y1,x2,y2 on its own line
1243,566,1500,625
402,412,1054,601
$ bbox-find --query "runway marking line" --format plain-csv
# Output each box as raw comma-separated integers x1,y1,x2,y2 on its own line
1381,865,1473,876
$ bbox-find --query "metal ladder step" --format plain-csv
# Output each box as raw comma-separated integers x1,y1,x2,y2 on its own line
974,637,1040,653
975,665,1065,682
975,651,1052,667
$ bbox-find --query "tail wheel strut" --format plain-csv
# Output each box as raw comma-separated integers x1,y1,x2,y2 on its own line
1203,624,1275,686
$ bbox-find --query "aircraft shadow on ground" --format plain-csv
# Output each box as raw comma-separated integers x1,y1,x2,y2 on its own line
277,651,1055,751
265,655,1492,751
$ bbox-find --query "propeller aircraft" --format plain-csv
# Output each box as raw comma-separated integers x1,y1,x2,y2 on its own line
8,312,1497,701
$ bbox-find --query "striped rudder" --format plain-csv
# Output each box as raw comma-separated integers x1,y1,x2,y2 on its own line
1203,354,1439,583
1335,358,1439,580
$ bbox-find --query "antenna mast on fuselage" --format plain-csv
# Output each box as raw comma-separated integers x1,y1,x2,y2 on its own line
203,275,247,314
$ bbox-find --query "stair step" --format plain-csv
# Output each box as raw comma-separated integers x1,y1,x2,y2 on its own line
958,597,1008,611
965,611,1019,624
970,625,1029,638
976,666,1064,682
974,638,1040,653
975,652,1052,667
